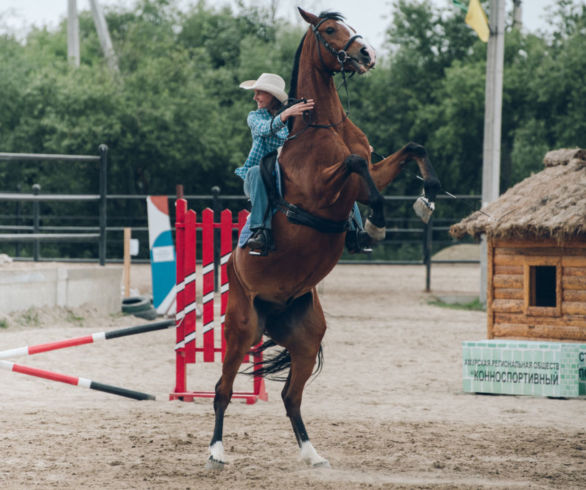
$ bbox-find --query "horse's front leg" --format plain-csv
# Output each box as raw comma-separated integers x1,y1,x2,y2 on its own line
313,154,387,242
344,155,387,242
370,142,441,201
369,142,441,223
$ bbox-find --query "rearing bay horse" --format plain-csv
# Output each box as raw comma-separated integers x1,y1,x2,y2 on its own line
207,8,440,469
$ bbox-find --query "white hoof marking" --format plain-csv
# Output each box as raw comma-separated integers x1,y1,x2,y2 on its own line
299,441,330,468
206,441,226,470
365,219,386,241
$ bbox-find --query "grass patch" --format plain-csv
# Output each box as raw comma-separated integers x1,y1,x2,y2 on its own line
66,309,84,327
0,319,8,329
428,298,485,311
16,308,40,327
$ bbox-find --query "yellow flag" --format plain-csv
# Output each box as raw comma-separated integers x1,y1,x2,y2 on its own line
466,0,490,42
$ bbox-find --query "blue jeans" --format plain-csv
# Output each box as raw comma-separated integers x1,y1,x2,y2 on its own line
243,166,271,230
350,202,363,230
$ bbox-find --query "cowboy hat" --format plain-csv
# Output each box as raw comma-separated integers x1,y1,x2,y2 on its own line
239,73,288,103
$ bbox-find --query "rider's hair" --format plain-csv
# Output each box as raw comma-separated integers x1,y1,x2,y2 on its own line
268,97,283,116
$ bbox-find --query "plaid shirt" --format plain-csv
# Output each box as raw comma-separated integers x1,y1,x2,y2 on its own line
235,108,288,180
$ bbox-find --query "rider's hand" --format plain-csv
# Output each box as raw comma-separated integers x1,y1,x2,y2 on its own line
280,99,315,122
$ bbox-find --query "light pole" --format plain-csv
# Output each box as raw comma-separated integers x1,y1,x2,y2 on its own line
67,0,80,66
67,0,118,71
480,0,506,303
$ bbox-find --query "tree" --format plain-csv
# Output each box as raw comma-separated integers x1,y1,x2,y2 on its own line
1,0,584,201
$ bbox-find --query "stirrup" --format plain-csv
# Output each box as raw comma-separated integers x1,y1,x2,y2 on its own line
345,230,373,254
246,229,275,256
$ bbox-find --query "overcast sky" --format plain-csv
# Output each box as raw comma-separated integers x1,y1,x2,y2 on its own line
1,0,559,52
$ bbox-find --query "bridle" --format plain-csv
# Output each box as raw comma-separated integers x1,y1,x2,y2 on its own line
311,17,364,76
284,17,366,141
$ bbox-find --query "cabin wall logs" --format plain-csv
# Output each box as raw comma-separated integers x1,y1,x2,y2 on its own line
487,239,586,341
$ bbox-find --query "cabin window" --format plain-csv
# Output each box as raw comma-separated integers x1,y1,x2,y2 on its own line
529,265,557,307
523,258,561,317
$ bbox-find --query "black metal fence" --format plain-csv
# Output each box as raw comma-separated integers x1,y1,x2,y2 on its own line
0,146,108,265
0,148,481,277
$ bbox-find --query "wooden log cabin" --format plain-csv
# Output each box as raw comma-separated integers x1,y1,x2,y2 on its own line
450,148,586,341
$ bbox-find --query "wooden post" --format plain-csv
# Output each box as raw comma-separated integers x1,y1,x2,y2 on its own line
98,144,108,266
123,228,131,298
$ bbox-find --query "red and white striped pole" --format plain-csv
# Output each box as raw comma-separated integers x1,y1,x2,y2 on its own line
0,320,174,360
0,360,155,400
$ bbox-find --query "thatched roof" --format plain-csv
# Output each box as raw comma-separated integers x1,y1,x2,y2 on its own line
450,148,586,242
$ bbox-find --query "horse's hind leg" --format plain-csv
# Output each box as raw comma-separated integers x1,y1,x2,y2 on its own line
280,292,329,468
283,355,329,467
207,262,259,470
208,343,249,470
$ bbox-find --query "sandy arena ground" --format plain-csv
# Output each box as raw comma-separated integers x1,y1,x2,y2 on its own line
0,263,584,489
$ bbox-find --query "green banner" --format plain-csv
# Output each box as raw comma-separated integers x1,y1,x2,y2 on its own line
463,340,586,398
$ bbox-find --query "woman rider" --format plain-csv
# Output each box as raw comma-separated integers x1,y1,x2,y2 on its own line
236,73,314,255
237,72,371,256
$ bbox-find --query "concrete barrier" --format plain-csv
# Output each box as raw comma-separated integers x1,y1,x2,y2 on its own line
0,265,122,314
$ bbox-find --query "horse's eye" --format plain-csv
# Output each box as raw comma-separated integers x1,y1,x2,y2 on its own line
325,27,335,35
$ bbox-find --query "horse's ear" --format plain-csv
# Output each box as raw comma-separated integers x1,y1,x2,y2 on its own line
298,7,320,26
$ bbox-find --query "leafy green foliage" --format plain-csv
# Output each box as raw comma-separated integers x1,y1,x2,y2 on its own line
0,0,585,202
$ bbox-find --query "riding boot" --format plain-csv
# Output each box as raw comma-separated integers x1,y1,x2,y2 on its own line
345,229,373,254
247,228,275,256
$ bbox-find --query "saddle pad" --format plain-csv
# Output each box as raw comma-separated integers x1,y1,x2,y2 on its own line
238,161,283,248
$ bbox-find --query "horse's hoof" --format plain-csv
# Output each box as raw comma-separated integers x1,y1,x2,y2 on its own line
412,196,435,224
300,441,330,469
205,456,226,471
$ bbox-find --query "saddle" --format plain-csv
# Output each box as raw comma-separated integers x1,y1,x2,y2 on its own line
259,150,349,234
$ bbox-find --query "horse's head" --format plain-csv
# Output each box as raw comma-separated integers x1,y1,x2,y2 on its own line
298,8,376,75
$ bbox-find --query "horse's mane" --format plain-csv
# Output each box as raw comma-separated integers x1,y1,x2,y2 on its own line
287,11,346,131
287,33,306,130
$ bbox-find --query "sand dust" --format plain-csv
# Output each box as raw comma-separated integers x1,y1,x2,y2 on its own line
0,264,584,489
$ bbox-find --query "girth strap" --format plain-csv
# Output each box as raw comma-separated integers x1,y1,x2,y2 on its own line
278,201,349,234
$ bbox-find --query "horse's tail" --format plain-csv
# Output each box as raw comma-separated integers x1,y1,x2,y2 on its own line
241,339,324,382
